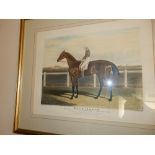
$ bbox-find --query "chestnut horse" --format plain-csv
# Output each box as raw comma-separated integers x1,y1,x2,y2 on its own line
57,50,119,101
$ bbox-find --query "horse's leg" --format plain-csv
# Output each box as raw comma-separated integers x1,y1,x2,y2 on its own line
74,78,78,98
95,76,103,99
75,85,78,98
70,85,75,99
109,85,112,101
70,77,75,99
107,74,112,101
75,83,78,98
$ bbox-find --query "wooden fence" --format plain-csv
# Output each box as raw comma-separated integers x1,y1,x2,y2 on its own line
42,65,142,88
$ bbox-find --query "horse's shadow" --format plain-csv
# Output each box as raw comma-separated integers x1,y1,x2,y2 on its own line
43,89,71,99
42,93,76,106
79,90,110,100
42,87,110,101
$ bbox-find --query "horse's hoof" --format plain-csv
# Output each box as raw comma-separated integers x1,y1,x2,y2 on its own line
94,96,98,99
75,95,78,98
109,99,112,102
70,97,73,100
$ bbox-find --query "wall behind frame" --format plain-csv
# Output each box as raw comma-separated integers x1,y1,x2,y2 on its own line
0,20,20,134
0,19,155,134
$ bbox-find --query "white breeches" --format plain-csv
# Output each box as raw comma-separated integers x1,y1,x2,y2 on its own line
79,57,90,71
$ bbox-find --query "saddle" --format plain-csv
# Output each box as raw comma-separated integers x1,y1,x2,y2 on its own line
80,62,96,77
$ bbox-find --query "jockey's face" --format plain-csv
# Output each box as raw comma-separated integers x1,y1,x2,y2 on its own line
85,47,90,57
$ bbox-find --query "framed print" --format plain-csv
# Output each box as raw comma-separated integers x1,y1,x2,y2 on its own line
14,19,155,134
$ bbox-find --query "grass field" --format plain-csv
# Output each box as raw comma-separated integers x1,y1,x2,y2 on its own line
41,86,143,111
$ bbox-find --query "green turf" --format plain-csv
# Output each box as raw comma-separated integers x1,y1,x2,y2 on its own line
42,86,143,111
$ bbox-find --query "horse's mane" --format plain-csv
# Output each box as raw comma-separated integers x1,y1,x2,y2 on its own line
64,51,77,62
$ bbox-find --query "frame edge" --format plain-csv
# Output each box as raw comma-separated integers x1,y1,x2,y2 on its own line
13,19,25,133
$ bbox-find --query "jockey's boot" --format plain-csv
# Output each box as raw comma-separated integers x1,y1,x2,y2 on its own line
81,70,84,77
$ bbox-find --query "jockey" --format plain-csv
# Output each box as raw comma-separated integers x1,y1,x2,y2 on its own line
79,47,91,77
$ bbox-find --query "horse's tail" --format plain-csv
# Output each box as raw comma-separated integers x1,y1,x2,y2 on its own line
111,63,119,77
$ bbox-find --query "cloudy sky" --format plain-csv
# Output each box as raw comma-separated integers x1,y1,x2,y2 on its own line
42,26,141,68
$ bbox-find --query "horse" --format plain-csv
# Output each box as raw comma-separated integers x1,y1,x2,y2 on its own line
57,50,119,101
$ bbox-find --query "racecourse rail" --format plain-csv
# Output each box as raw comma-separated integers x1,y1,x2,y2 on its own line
42,65,142,88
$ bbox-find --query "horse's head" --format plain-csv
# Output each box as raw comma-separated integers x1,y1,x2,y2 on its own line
57,50,66,62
